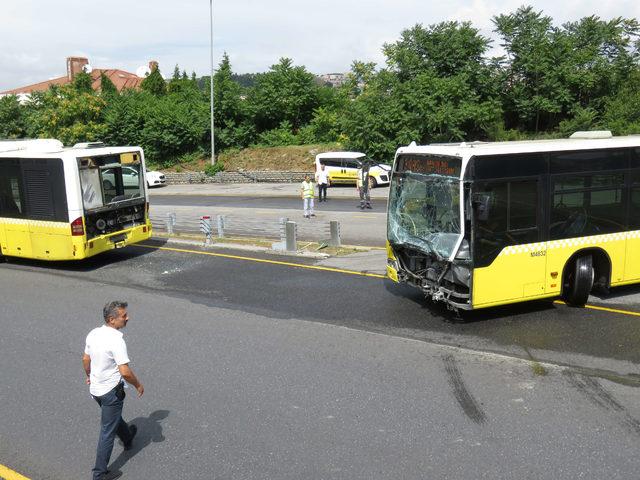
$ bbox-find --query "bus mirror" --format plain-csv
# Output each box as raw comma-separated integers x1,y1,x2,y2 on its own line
472,193,491,221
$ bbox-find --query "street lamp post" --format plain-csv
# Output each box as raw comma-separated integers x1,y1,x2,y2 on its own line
209,0,215,165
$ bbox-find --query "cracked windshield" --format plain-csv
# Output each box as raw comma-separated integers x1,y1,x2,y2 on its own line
388,155,462,259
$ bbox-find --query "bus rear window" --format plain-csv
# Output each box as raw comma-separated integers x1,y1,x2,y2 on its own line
79,153,143,210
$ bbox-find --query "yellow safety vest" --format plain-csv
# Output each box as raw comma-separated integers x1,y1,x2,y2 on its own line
301,180,315,198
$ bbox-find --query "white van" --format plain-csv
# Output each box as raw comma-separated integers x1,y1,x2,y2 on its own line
315,152,391,187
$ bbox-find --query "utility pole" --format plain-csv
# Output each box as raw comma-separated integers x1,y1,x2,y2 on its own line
209,0,216,165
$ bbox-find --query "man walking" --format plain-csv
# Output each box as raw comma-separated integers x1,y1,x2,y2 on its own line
83,301,144,480
356,160,372,210
300,174,316,218
315,164,330,202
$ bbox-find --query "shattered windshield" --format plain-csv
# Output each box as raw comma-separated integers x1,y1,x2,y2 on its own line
388,155,462,259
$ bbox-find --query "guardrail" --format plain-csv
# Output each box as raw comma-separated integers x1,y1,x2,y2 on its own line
150,212,341,252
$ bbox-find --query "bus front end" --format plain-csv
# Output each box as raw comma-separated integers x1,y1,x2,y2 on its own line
386,153,472,310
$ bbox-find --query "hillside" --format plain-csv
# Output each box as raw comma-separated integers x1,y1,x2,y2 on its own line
162,143,343,172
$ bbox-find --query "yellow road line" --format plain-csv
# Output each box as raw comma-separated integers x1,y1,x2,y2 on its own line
0,464,30,480
554,300,640,317
137,244,386,279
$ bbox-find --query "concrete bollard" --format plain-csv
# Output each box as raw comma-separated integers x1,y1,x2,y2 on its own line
216,215,225,238
285,221,297,252
167,212,176,235
329,221,341,247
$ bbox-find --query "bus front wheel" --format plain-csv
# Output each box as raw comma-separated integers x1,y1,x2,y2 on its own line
562,255,594,307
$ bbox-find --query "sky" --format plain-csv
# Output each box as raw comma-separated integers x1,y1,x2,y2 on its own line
1,0,639,92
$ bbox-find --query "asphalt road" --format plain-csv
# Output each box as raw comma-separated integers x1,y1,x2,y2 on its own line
1,241,640,479
151,195,382,212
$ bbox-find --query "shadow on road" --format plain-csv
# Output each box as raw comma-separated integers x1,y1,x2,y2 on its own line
109,409,170,472
1,238,168,273
382,278,557,324
590,283,640,301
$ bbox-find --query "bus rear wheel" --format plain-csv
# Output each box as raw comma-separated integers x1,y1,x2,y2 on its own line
562,255,594,307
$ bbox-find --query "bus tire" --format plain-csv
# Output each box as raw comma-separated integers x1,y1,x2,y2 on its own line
563,255,594,307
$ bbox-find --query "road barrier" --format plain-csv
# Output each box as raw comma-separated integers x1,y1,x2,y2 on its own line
150,212,340,252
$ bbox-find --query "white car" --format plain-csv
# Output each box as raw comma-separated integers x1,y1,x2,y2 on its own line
145,169,166,188
315,152,391,187
103,166,165,190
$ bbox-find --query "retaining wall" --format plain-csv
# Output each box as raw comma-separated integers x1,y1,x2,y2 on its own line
163,171,312,184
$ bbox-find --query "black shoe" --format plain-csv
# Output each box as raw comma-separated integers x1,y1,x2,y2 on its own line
366,205,372,209
123,424,137,451
100,470,123,480
360,206,365,210
310,214,316,217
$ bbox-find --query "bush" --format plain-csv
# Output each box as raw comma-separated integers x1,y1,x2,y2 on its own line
255,121,299,147
204,162,225,176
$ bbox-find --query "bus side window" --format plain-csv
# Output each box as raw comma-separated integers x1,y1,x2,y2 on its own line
0,168,24,218
629,172,640,229
550,173,625,239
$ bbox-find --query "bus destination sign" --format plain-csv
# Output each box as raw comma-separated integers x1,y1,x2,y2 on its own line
397,155,461,177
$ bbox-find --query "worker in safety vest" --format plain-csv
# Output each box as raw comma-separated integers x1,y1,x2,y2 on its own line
356,160,372,210
300,174,316,218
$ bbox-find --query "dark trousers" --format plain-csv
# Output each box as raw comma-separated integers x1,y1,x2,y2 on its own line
358,187,371,207
318,183,328,201
92,383,132,479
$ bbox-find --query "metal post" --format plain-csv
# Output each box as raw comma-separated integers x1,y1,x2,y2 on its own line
285,221,297,252
216,215,225,238
167,212,176,235
200,215,212,244
329,221,341,247
209,0,216,165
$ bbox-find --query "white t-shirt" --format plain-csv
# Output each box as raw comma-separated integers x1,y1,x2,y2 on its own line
84,325,130,396
316,170,329,185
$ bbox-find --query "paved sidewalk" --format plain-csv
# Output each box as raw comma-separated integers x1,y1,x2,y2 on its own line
149,182,390,199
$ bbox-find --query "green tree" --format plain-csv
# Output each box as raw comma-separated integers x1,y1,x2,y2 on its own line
0,95,26,138
141,65,167,96
73,71,94,93
341,21,501,159
601,71,640,134
383,22,492,81
212,53,253,149
494,6,640,134
103,89,209,166
247,57,320,132
172,64,181,81
23,84,107,145
100,72,118,96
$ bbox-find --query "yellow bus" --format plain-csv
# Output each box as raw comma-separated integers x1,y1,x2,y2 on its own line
0,139,152,261
386,132,640,312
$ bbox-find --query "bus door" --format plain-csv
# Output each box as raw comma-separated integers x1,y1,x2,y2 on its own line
625,172,640,282
472,178,545,306
0,164,32,257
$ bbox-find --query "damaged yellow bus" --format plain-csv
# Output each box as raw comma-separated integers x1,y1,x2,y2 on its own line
386,132,640,312
0,139,151,261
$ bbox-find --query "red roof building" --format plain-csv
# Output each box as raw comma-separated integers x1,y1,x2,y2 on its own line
1,57,158,97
